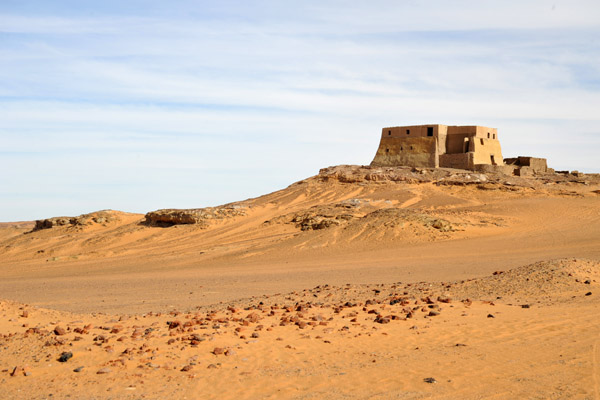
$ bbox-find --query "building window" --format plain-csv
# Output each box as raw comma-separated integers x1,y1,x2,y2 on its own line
410,146,413,150
400,146,403,151
487,132,490,138
480,139,484,145
385,148,389,153
388,130,391,135
493,134,496,139
406,129,410,135
427,127,433,137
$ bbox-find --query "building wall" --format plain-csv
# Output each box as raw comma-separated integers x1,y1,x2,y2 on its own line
447,126,498,139
473,164,516,175
471,138,504,166
475,126,499,140
504,156,548,174
380,124,447,139
439,153,473,169
446,133,470,154
518,157,547,172
370,136,438,168
371,124,503,170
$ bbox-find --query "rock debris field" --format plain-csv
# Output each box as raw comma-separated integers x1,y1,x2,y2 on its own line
2,259,599,399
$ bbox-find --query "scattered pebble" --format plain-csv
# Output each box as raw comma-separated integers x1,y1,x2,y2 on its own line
54,326,67,336
96,368,112,374
58,352,73,363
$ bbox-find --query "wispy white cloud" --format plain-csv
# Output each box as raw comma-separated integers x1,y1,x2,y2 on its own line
1,0,599,220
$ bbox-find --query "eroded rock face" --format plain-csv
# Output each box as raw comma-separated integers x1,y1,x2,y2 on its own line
265,201,455,233
34,211,119,231
317,164,594,187
357,208,455,232
143,205,247,227
264,201,364,231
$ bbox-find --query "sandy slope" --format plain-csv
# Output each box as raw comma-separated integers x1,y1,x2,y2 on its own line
0,165,599,399
1,259,599,399
0,166,598,314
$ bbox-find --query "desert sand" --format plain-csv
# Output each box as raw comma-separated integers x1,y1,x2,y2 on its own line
1,165,600,399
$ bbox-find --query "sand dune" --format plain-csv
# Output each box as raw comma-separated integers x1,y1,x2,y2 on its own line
1,165,599,398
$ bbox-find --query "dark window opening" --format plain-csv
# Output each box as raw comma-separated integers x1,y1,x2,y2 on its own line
487,132,490,138
493,134,496,139
385,148,389,153
388,130,391,135
491,155,496,165
400,146,403,151
480,139,484,145
465,140,470,153
406,129,410,135
410,146,413,150
427,127,434,137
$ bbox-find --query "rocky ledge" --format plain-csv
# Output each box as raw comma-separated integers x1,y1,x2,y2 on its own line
317,164,597,187
33,211,120,231
144,205,247,227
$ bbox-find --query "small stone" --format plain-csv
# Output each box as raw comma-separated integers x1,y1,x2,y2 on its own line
58,352,73,362
180,365,193,372
251,332,260,338
54,326,67,336
428,311,440,317
212,347,225,355
73,366,84,373
424,377,437,384
96,367,111,374
225,349,237,356
585,292,592,296
521,304,530,309
487,314,495,318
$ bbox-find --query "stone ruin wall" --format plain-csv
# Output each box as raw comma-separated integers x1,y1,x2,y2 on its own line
371,136,438,168
504,157,549,176
371,124,504,171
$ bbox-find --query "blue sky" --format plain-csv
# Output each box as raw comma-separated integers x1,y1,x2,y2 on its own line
1,1,599,221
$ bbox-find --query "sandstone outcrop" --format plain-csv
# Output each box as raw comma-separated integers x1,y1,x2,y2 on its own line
265,201,455,233
33,210,120,231
318,165,595,187
144,205,247,227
